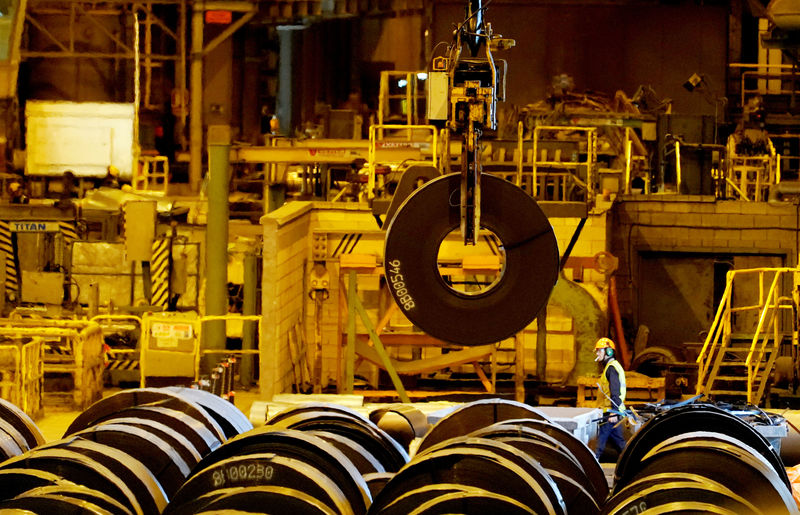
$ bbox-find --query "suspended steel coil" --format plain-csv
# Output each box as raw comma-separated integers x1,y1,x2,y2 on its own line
384,173,559,346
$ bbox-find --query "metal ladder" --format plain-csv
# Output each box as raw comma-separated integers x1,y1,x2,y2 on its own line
696,266,798,404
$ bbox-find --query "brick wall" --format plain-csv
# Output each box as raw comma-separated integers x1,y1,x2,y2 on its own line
611,195,800,343
261,202,313,398
261,202,378,397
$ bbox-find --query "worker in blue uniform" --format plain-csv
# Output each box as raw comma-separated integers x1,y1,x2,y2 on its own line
594,337,627,460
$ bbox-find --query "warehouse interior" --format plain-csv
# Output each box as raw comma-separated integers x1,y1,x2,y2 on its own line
3,0,800,512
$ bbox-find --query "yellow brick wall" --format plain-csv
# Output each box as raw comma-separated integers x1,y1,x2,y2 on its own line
261,201,380,397
260,202,313,399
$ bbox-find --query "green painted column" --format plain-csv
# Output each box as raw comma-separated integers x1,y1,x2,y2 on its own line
205,125,230,372
536,305,547,380
240,252,258,386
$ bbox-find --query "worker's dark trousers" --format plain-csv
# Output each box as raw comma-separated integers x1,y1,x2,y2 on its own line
595,420,626,459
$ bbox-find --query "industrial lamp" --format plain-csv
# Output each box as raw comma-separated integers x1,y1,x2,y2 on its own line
683,73,704,92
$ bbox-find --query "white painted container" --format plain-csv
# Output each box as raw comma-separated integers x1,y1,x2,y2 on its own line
25,101,134,180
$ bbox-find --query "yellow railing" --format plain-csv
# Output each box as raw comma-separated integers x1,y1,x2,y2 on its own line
696,267,797,404
514,125,597,202
0,338,43,418
0,321,104,410
377,70,427,139
733,63,800,107
367,124,439,199
194,314,261,382
91,314,142,379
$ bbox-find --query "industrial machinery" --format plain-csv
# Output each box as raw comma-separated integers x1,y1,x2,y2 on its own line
383,0,559,347
427,0,510,245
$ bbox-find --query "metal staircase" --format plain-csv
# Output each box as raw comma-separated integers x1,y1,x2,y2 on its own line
696,266,798,404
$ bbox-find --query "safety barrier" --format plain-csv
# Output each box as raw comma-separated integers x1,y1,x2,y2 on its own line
0,337,43,418
91,314,143,381
194,314,261,390
0,320,104,410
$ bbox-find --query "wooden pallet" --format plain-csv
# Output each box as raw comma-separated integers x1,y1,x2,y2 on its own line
577,372,665,408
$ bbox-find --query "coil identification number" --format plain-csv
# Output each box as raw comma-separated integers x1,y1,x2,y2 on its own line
212,463,274,487
620,502,647,515
387,259,415,311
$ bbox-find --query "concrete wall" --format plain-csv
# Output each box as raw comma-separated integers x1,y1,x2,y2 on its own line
522,209,610,383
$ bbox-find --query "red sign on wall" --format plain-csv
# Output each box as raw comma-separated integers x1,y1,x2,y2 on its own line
205,10,232,24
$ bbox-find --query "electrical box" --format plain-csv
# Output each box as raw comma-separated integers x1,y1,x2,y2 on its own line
20,271,64,304
427,71,449,121
141,312,198,379
123,200,156,262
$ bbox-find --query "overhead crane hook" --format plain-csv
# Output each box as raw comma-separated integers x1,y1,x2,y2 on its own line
383,0,559,346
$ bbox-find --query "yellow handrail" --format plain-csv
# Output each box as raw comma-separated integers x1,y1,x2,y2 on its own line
367,124,439,199
697,266,798,403
194,314,262,382
696,271,733,384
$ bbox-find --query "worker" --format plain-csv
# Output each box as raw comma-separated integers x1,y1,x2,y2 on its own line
594,337,627,461
102,165,121,188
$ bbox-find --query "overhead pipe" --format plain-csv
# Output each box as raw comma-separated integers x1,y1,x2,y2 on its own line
189,3,203,192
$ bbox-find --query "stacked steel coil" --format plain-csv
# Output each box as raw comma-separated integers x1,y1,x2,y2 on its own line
368,398,606,515
606,403,799,515
165,402,409,514
1,394,798,514
0,387,251,513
